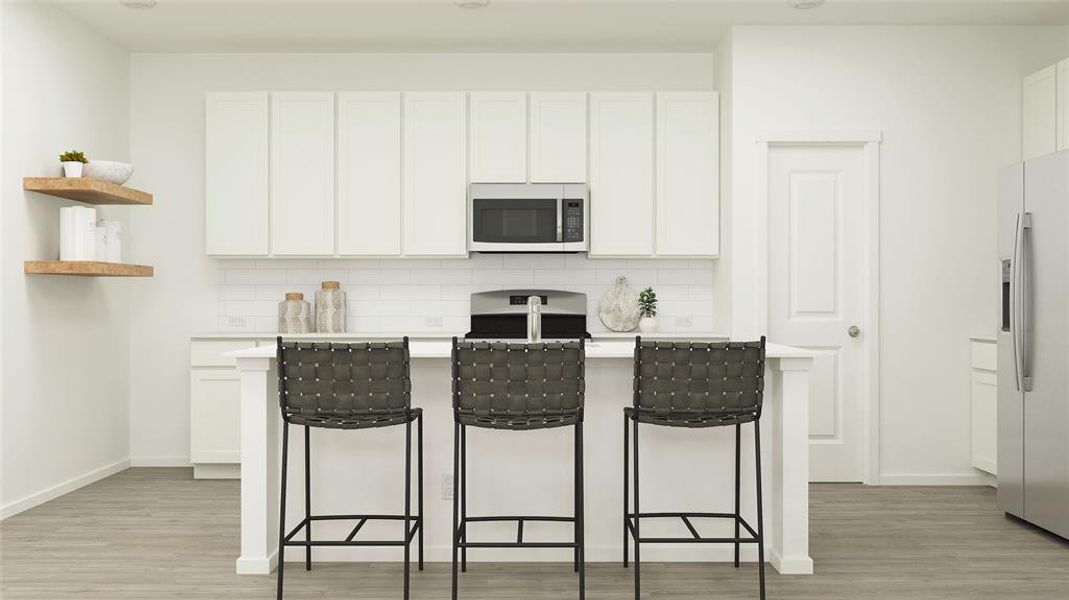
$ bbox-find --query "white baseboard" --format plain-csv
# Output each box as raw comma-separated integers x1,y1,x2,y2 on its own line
877,472,994,486
129,456,191,467
1,458,130,520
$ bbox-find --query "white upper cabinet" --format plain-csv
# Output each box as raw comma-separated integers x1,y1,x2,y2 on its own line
403,92,468,257
529,92,587,183
205,92,269,255
270,92,335,255
1023,65,1057,161
1057,58,1069,152
588,92,654,256
656,92,719,256
337,92,401,256
469,92,526,183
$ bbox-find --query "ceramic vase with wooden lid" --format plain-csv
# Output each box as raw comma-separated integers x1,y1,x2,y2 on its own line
278,292,312,334
315,280,347,333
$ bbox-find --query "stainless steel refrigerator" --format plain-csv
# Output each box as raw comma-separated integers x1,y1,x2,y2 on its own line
997,149,1069,539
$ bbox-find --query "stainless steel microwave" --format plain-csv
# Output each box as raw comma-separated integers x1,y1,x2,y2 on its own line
468,183,588,253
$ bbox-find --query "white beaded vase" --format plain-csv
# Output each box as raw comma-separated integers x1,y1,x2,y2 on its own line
278,292,313,334
315,281,347,334
597,276,641,332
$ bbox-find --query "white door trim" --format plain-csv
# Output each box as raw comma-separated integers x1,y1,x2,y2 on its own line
755,132,882,485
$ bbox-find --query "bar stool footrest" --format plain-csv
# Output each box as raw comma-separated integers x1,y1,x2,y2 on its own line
457,515,579,548
283,514,422,547
625,511,761,544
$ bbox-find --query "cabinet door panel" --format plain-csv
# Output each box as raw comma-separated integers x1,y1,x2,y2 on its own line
1023,65,1057,160
205,92,269,255
656,92,719,256
589,92,654,256
470,92,526,183
971,369,998,475
529,92,587,183
403,92,468,257
337,92,401,255
190,370,240,464
1057,58,1069,152
270,92,335,255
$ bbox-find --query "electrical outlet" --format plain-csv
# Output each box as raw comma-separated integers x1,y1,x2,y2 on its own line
425,316,444,328
441,473,454,500
227,316,248,329
674,316,693,328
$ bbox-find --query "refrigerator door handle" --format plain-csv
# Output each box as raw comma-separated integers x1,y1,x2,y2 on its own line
1012,212,1024,392
1020,212,1033,391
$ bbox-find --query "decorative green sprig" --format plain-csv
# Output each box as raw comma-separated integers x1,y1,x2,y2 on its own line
59,150,88,163
638,287,657,317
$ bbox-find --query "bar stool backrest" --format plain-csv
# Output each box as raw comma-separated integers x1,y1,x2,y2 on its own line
277,337,411,428
633,336,766,426
451,338,585,430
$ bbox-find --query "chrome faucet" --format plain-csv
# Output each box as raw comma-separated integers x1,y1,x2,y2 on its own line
526,295,542,342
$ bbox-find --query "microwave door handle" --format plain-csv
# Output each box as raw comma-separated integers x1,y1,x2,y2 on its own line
556,196,563,242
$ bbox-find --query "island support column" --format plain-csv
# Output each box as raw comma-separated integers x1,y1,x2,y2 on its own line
235,355,279,575
767,355,814,574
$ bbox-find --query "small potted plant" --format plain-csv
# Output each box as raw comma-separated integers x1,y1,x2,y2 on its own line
59,150,88,178
638,287,658,333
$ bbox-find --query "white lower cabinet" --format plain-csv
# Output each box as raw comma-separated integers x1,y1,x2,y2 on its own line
970,338,998,476
189,338,269,479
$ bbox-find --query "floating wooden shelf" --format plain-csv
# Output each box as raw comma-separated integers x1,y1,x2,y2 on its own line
23,177,153,206
24,261,154,277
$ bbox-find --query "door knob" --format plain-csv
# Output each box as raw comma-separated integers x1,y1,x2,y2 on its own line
848,325,861,338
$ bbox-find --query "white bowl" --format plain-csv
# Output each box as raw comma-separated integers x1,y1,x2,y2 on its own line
83,160,134,185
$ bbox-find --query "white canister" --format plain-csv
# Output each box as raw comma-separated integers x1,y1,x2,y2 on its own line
95,219,108,261
315,281,347,333
278,293,313,334
105,221,122,263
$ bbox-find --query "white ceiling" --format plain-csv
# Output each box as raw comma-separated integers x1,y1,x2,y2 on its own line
44,0,1069,53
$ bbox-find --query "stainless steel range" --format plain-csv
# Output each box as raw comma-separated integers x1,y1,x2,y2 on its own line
466,289,590,340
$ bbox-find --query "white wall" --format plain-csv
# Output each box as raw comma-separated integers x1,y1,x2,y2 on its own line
127,53,717,464
724,25,1069,483
1,4,131,517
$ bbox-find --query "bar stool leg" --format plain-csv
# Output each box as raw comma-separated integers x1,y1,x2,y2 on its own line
418,413,425,571
754,419,766,600
404,419,412,600
460,424,467,573
734,422,741,569
633,415,640,600
574,422,580,574
304,425,311,571
276,423,290,600
576,421,586,600
451,422,460,600
623,412,629,568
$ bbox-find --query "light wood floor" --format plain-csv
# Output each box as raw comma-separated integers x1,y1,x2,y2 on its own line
2,468,1068,599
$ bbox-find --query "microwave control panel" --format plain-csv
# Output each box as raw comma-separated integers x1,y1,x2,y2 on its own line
563,200,584,242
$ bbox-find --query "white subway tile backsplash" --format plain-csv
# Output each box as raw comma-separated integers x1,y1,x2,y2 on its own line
216,255,717,334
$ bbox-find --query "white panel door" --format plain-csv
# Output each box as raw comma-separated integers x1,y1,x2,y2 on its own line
205,92,269,255
1023,65,1057,160
403,92,468,257
470,92,526,183
768,144,868,482
190,369,240,464
589,92,654,256
1057,58,1069,152
270,92,335,255
529,92,587,183
337,92,401,256
655,92,719,256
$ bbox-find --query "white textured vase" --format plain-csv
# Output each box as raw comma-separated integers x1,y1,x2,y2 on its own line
598,276,641,332
639,316,658,333
278,293,313,334
315,281,347,333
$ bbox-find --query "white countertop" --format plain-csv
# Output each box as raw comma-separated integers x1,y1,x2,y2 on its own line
227,338,812,360
195,331,729,340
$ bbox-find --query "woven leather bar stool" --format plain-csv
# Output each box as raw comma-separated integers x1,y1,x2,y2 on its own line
450,338,586,600
275,337,423,600
624,336,768,600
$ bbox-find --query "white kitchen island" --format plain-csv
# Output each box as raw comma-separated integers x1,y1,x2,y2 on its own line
229,338,815,576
